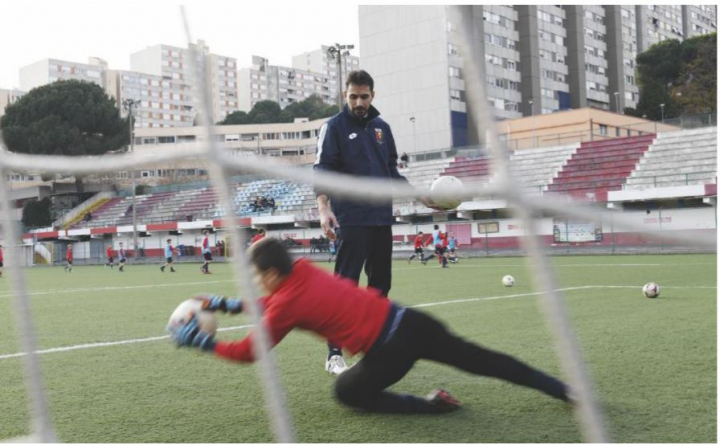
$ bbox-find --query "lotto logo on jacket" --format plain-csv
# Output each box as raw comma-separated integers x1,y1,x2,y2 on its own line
375,128,384,143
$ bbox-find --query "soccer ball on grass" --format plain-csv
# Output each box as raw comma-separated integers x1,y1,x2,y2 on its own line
642,283,660,298
429,176,464,210
168,299,218,336
502,275,515,287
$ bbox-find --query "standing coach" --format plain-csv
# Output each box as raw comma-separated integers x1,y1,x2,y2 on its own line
314,70,412,375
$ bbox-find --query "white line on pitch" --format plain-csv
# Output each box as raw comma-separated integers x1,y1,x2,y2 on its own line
0,280,236,299
0,324,252,360
0,284,714,361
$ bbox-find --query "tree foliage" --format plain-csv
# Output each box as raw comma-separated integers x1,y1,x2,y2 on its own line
0,79,129,156
627,33,716,119
22,198,52,228
218,95,337,125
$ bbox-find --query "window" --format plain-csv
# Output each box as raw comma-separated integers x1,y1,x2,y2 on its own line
158,136,175,144
450,89,464,101
448,43,459,55
477,222,499,234
449,66,462,78
599,124,608,135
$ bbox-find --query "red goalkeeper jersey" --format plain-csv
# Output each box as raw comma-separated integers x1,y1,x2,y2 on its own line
214,259,391,363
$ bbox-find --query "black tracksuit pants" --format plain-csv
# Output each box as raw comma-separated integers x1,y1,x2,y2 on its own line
328,226,393,356
334,308,569,413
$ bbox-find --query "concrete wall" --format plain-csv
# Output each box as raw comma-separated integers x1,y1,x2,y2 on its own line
359,5,453,154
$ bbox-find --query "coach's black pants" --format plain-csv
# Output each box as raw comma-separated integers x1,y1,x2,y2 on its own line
327,226,393,357
333,225,393,295
334,309,569,413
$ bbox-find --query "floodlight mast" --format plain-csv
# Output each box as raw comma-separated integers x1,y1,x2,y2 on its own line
326,43,355,112
122,98,139,262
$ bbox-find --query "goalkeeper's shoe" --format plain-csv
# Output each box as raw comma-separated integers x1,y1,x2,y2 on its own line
325,355,349,376
426,389,462,412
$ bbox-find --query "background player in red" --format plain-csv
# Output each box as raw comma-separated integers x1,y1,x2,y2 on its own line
64,244,73,272
106,244,114,269
169,238,571,414
250,228,266,245
201,230,212,274
407,231,428,264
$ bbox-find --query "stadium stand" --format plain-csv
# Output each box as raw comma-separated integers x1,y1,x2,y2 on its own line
624,127,717,190
398,158,455,188
506,144,579,194
546,134,656,199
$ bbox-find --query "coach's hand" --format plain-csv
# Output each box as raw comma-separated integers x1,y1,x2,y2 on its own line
168,316,216,351
194,295,243,314
318,208,339,240
420,196,446,211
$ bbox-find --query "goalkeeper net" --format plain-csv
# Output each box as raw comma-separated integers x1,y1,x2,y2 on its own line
1,5,715,443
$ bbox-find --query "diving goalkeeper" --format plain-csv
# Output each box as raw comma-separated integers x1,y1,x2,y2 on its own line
168,237,570,414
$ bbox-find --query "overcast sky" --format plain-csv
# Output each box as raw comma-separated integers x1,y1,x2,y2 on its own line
0,0,361,89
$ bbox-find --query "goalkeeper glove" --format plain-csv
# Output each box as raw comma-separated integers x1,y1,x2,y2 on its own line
168,316,216,351
194,295,243,314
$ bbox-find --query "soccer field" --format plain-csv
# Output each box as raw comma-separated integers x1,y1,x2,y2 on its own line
0,254,716,443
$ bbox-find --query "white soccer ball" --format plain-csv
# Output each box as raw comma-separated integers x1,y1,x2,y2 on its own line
502,275,515,287
168,299,218,336
430,176,464,210
642,282,660,299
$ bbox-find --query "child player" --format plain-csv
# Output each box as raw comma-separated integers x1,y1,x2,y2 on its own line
448,234,459,264
106,244,114,269
64,245,73,272
407,231,427,264
118,242,127,272
201,230,212,274
328,238,337,263
161,239,176,273
169,238,571,414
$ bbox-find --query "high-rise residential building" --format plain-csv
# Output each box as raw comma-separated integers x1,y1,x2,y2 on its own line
359,5,717,153
238,56,340,112
17,41,237,128
683,5,717,38
129,41,238,125
105,69,195,128
19,57,107,92
292,45,361,84
0,88,26,119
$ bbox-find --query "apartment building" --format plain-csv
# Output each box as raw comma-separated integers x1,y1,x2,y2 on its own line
291,46,360,84
237,56,340,112
19,57,107,92
0,88,26,119
17,41,238,128
359,5,717,153
129,41,239,125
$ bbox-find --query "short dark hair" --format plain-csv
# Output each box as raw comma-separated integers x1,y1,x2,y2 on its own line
346,70,374,91
434,225,439,230
166,238,172,242
249,237,293,276
418,231,423,235
258,228,266,235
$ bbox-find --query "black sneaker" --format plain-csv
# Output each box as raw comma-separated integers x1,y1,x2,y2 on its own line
426,389,462,412
160,266,165,272
171,268,176,273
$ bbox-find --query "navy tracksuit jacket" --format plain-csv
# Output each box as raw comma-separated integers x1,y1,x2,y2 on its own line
313,104,408,227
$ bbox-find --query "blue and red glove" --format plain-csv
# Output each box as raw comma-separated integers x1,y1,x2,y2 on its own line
194,295,243,314
168,316,216,351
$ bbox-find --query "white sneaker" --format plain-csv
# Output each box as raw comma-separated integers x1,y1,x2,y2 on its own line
325,355,349,376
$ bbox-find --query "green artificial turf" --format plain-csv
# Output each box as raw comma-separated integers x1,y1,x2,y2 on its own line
0,254,715,442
